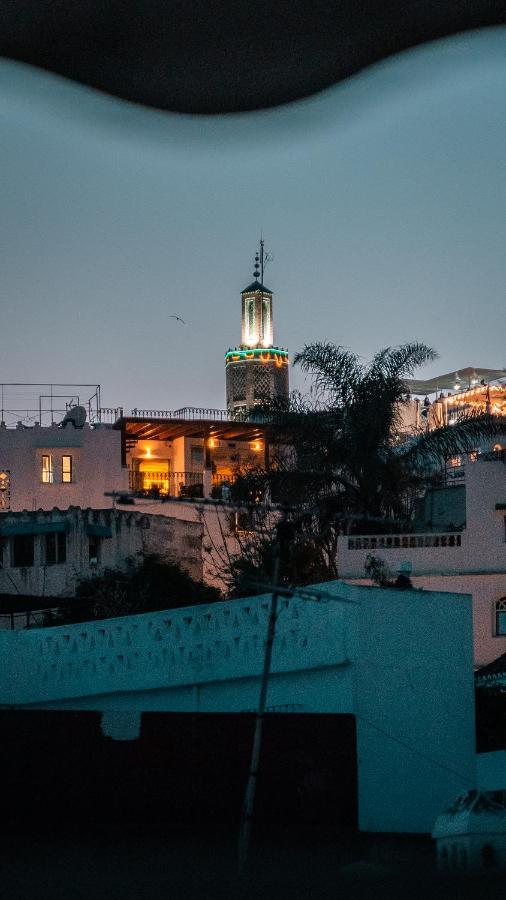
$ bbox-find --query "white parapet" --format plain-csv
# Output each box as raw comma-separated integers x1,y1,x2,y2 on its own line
0,589,348,707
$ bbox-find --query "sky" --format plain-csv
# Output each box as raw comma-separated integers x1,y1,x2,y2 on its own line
1,27,505,413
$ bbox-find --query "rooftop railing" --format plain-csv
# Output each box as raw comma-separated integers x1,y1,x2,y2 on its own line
0,383,102,427
347,532,463,551
130,407,230,421
99,407,123,424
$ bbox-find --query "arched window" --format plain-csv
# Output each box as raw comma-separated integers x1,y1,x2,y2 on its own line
495,598,506,636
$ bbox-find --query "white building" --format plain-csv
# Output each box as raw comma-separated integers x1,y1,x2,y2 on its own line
0,420,127,512
0,580,476,834
0,506,203,623
338,453,506,667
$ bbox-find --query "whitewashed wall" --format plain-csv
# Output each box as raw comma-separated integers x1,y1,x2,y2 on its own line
0,423,127,511
0,581,476,834
338,457,506,666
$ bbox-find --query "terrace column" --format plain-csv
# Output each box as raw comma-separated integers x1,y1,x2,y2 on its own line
203,430,213,499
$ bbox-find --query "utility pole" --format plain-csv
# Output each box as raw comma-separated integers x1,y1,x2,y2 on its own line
237,508,294,872
237,549,281,873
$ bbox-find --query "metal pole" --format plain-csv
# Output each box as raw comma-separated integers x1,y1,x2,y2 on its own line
238,549,281,873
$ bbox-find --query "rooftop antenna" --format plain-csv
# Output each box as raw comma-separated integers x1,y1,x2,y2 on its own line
258,235,273,285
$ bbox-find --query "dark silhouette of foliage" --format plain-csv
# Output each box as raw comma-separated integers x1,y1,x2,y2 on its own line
217,341,503,594
43,554,221,626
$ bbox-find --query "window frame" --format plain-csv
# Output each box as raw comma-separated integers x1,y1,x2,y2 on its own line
190,445,204,468
12,534,35,567
62,455,73,483
494,597,506,637
45,531,67,566
41,454,54,484
89,535,101,565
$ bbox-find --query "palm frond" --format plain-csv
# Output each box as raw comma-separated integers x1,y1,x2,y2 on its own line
399,413,504,470
293,343,362,405
369,343,438,381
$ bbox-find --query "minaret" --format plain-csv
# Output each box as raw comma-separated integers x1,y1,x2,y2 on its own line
226,240,289,417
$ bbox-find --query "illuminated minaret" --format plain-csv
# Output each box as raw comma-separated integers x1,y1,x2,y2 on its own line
226,240,289,417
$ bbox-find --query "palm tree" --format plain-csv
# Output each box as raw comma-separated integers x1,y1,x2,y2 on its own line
227,341,502,590
288,341,501,521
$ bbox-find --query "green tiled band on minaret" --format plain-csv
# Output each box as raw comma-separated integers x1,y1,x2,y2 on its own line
226,241,289,418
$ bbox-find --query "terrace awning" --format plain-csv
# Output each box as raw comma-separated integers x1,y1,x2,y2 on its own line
116,416,266,443
85,524,113,538
0,521,69,537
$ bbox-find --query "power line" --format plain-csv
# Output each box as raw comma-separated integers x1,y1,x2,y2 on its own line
355,713,471,785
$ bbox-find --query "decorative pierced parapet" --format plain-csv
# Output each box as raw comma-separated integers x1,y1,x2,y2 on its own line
347,533,463,550
0,592,348,706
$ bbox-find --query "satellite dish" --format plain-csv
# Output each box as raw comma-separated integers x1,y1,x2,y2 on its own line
60,405,87,428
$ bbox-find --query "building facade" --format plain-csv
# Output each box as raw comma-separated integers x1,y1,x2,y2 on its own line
0,419,127,512
337,453,506,667
0,580,476,834
0,506,203,616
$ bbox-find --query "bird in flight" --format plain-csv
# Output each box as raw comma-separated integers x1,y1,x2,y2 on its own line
169,315,186,324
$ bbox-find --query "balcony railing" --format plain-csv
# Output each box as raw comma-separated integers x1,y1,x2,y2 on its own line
128,470,204,497
212,474,233,485
347,532,463,551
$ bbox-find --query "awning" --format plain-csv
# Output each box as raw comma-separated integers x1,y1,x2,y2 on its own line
85,524,112,538
0,521,70,537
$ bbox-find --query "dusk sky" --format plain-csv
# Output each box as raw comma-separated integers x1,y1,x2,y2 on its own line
2,27,505,413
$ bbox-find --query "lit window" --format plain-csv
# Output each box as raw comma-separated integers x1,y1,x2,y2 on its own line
41,455,53,483
62,455,73,483
495,598,506,636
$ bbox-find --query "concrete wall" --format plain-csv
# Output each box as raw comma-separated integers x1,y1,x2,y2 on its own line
0,581,476,834
119,496,251,592
345,575,506,669
0,507,203,606
0,423,127,511
477,751,506,791
348,583,476,832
